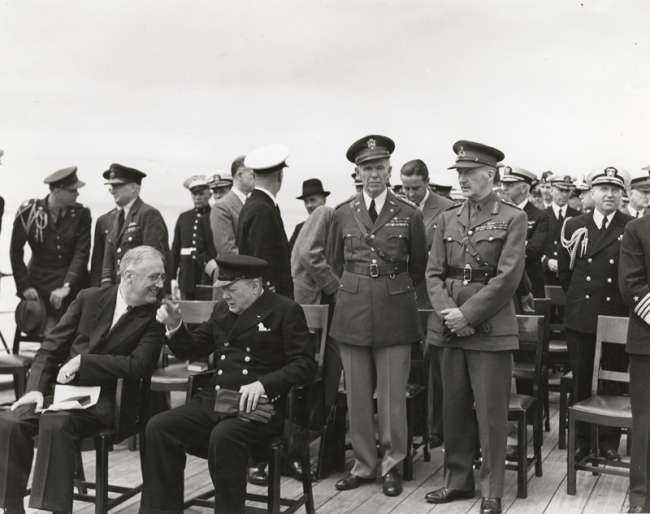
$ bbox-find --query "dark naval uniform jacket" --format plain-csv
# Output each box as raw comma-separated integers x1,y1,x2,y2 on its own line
558,210,632,335
90,208,117,287
522,200,549,298
619,214,650,354
542,204,580,285
101,197,169,285
167,290,316,405
426,192,527,351
327,190,428,347
170,206,216,296
10,196,91,299
237,189,293,298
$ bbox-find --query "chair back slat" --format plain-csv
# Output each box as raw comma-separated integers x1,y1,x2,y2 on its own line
300,304,329,368
178,300,218,324
544,285,566,306
532,298,551,352
592,315,630,394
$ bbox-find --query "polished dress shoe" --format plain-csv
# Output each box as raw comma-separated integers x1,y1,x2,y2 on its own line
600,448,621,461
247,465,268,486
382,468,402,496
574,446,590,463
429,433,443,449
481,497,502,514
335,471,374,491
628,505,648,513
425,487,474,503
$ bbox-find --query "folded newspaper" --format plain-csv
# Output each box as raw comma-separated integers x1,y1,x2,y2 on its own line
42,385,101,412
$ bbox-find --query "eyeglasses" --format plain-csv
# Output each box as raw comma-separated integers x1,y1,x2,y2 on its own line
147,273,167,283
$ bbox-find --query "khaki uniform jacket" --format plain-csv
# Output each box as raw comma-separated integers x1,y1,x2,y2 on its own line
328,190,427,347
426,192,527,351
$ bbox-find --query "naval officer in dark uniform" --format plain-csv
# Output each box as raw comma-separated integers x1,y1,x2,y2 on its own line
140,255,316,514
89,208,117,287
170,175,217,299
10,167,91,333
619,202,650,513
100,163,170,289
329,135,427,497
559,166,632,462
237,144,293,298
501,167,549,298
425,141,527,514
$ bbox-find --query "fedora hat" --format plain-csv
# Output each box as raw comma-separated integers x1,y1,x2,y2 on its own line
296,178,330,200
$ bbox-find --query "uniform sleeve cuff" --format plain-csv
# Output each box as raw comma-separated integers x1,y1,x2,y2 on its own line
635,292,650,325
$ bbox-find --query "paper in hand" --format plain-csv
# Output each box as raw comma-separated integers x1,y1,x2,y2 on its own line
41,385,101,413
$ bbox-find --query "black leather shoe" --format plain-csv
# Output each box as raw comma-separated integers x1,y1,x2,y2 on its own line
481,497,502,514
425,487,475,503
601,448,621,462
247,465,268,486
429,434,443,449
335,471,374,491
628,506,648,513
382,468,402,496
574,446,590,463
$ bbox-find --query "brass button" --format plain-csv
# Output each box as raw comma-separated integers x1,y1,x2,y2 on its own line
220,355,226,360
370,234,375,240
224,342,230,347
587,258,592,263
217,369,223,375
585,294,590,299
609,259,615,264
244,356,251,362
553,252,558,256
117,248,122,253
242,369,248,376
606,297,611,302
468,230,473,235
586,276,591,282
245,347,251,352
607,278,612,283
128,236,133,242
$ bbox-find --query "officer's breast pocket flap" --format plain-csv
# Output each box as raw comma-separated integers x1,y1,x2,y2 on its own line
386,273,414,296
339,273,359,294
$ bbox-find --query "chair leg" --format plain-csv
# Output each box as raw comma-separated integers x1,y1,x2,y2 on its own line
534,404,543,477
301,440,315,514
73,450,88,495
268,441,282,514
559,379,568,450
95,436,110,514
591,425,599,476
567,411,576,495
543,378,550,433
517,412,527,499
403,395,414,481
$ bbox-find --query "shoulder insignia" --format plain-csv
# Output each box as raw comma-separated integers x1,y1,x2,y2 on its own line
335,195,356,210
444,202,462,212
392,195,417,209
16,198,37,217
499,198,522,210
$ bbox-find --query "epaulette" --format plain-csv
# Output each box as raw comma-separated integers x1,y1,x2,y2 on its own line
335,195,356,210
444,202,462,211
499,198,522,210
392,195,418,209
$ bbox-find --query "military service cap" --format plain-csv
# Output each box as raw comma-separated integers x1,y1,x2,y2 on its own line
500,166,537,185
448,140,504,170
208,174,233,190
103,163,147,185
549,174,575,191
44,166,85,189
183,175,209,192
244,144,289,174
587,166,629,190
346,135,395,165
213,254,268,287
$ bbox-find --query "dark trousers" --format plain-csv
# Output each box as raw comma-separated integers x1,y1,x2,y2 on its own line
441,347,512,498
426,344,443,440
0,405,105,513
139,394,283,514
630,354,650,508
566,329,627,451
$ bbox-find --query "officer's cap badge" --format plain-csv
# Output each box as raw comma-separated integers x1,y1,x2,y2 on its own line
367,138,376,150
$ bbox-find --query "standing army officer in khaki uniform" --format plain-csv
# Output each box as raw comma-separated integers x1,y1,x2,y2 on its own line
425,141,527,514
329,135,427,497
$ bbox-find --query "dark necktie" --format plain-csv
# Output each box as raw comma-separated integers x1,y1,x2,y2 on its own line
558,209,565,225
116,209,125,233
369,199,378,223
600,216,608,232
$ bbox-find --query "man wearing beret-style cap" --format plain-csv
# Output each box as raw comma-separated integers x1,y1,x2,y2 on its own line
425,141,527,513
100,163,170,290
141,254,316,514
329,134,427,497
559,166,632,466
10,166,91,333
237,144,294,298
501,167,550,298
169,175,217,299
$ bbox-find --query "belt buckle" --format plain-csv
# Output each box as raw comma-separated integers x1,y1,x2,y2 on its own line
369,263,379,278
462,264,472,286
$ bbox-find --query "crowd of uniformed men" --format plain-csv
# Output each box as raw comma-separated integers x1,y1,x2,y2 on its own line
1,136,650,514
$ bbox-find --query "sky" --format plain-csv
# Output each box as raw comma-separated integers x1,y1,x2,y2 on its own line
1,0,649,284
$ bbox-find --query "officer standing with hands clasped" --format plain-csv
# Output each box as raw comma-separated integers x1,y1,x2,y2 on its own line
329,135,427,497
425,141,526,514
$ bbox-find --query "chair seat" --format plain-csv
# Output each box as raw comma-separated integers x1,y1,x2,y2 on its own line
151,363,192,388
509,393,535,412
549,340,568,353
570,395,631,419
0,354,33,370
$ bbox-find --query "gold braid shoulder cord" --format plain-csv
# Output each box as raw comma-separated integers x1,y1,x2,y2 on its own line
560,217,587,270
16,201,48,243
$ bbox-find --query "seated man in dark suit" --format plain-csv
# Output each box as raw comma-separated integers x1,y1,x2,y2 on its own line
0,245,166,514
140,254,316,514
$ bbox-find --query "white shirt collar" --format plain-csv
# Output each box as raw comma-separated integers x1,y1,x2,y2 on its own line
628,206,644,218
232,187,248,205
418,189,430,211
110,285,129,329
363,188,388,215
593,209,612,229
517,198,529,210
120,197,137,217
255,186,277,206
552,202,566,219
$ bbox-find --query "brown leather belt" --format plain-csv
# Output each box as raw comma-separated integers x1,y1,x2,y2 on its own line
345,262,408,278
447,265,496,284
